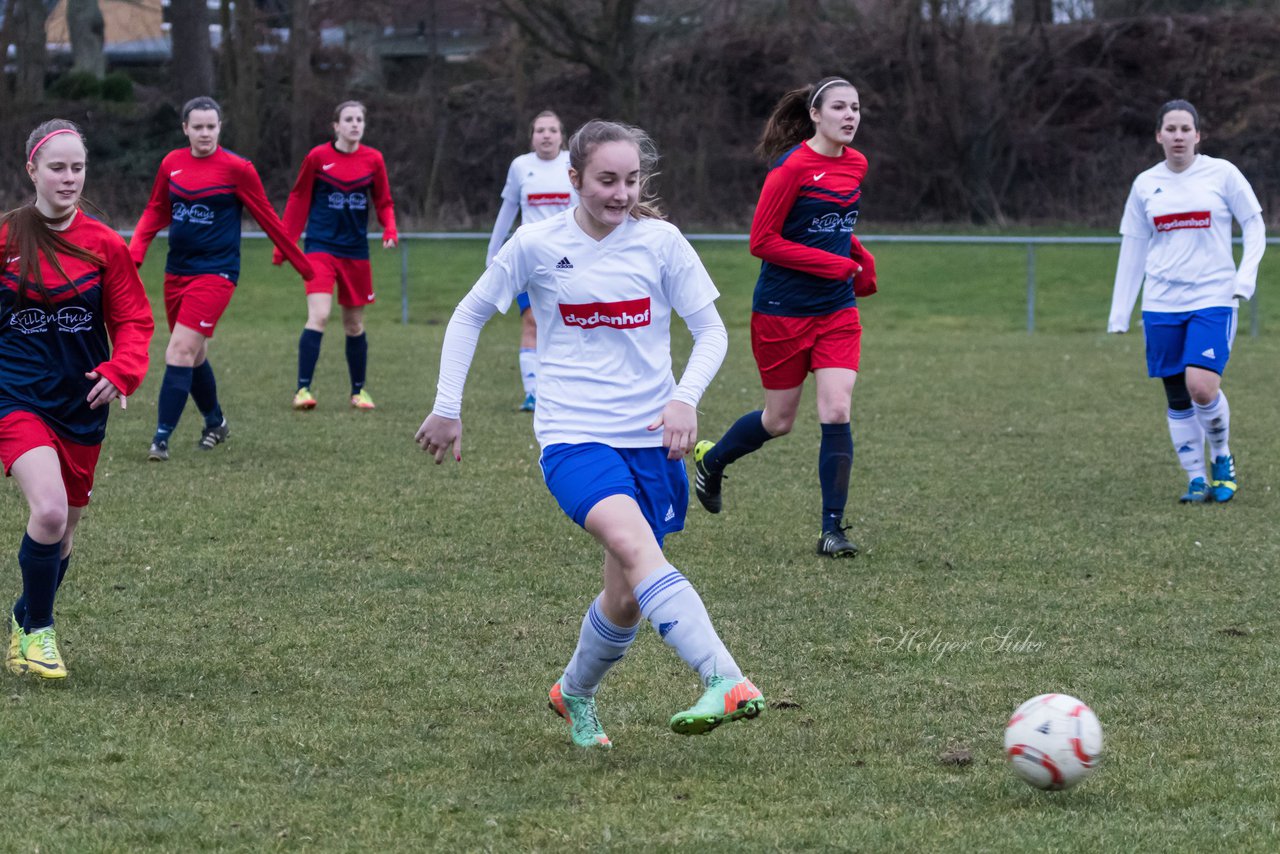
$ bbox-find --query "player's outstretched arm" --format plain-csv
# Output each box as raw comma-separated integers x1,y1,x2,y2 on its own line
416,289,501,465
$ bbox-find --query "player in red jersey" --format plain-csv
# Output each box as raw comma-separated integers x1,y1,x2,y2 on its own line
278,100,397,411
692,77,877,558
2,120,154,678
130,96,314,461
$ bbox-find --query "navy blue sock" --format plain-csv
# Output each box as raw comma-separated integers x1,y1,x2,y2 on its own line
154,364,194,442
298,328,323,390
705,410,775,472
190,360,224,429
345,333,368,395
819,422,853,533
18,534,61,631
11,555,69,628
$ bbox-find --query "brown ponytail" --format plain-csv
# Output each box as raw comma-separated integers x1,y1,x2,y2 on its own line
756,76,854,163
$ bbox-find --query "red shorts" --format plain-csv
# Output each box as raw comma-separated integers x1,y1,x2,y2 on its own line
304,253,375,308
0,411,101,507
164,273,236,337
751,307,862,390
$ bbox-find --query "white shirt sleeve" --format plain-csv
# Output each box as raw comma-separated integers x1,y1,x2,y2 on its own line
486,198,520,267
671,302,727,409
431,289,499,419
1233,213,1266,301
1108,233,1149,333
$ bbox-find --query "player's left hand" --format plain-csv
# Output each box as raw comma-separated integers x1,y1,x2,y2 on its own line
648,400,697,461
383,237,397,249
84,371,123,410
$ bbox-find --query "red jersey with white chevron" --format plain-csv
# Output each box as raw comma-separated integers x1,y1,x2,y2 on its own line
473,210,718,449
1,211,153,444
749,142,868,317
1120,154,1263,312
281,142,397,260
129,146,313,282
501,151,576,223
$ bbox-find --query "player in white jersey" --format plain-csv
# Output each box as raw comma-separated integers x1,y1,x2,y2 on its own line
1109,99,1265,504
419,120,764,749
486,111,578,413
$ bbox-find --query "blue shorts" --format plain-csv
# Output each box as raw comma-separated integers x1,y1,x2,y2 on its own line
1143,307,1236,378
540,443,688,547
516,292,531,313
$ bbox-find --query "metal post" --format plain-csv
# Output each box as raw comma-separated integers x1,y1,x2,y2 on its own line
400,241,409,325
1250,292,1259,338
1026,242,1036,334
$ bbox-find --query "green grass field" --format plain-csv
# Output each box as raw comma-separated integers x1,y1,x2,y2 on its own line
2,237,1277,851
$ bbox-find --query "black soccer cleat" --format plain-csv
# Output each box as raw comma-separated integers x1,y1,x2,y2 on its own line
816,525,859,558
693,440,724,514
197,418,230,451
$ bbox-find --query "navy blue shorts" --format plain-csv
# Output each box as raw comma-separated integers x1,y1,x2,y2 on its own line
1143,307,1236,378
540,443,688,547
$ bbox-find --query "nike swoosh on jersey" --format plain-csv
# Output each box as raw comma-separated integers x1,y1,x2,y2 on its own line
322,163,336,171
812,172,826,181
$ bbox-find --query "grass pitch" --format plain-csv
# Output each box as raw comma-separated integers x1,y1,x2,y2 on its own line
1,236,1277,851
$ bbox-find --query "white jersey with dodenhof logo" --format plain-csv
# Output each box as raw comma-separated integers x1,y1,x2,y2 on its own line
474,210,719,449
501,151,576,223
1120,154,1262,313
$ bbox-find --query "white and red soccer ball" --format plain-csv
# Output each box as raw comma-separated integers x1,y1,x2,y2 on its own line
1003,693,1103,790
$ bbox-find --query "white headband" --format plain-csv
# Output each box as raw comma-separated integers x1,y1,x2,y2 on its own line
809,79,852,110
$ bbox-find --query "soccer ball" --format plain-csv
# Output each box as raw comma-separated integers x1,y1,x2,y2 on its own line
1003,693,1103,790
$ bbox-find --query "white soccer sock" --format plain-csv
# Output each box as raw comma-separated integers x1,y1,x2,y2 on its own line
634,564,742,685
1167,407,1206,481
560,595,638,697
1193,392,1231,460
518,348,537,396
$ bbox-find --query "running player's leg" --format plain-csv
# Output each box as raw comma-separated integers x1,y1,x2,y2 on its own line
1145,311,1206,501
9,445,70,677
296,254,337,408
1184,308,1236,502
814,366,858,556
518,298,537,411
338,260,374,409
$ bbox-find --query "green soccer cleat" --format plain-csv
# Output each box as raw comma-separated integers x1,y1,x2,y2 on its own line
293,387,317,410
20,626,67,679
548,680,612,748
1179,477,1212,504
6,614,25,676
669,676,764,736
197,418,230,451
1210,455,1237,503
692,440,724,514
350,390,376,411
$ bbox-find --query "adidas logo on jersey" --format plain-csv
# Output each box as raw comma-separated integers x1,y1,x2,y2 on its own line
556,257,574,269
1154,187,1163,193
1201,347,1216,359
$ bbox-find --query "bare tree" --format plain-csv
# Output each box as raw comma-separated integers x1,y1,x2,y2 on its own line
66,0,105,77
171,0,215,101
10,0,55,103
220,0,260,158
491,0,642,115
289,0,313,165
1013,0,1053,26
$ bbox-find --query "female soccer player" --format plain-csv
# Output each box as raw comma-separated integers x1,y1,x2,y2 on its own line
1108,99,1265,504
692,77,876,558
417,120,764,748
130,96,314,461
485,110,577,411
2,120,153,678
279,100,398,411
